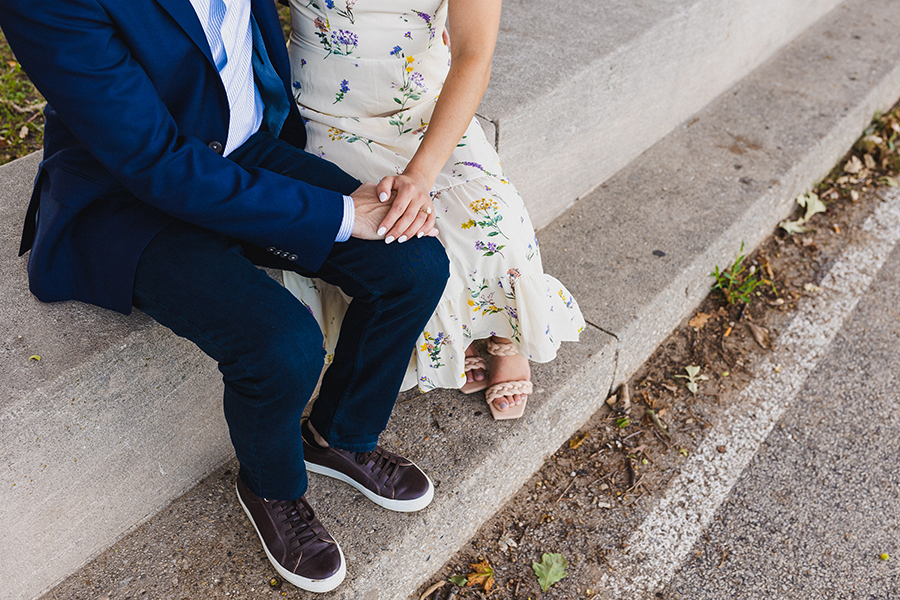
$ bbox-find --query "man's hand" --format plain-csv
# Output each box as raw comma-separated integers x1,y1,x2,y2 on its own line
350,183,393,239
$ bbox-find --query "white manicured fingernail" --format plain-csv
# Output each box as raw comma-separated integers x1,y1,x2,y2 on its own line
385,236,395,244
417,231,424,238
398,235,408,243
377,227,387,236
379,192,388,202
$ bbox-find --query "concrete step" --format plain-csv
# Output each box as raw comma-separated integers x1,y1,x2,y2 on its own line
482,0,845,229
3,0,900,598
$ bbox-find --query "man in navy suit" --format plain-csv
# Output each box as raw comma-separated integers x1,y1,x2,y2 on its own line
0,0,448,592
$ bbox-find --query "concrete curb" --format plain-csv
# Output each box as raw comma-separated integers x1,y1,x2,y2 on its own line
541,0,900,387
484,0,844,229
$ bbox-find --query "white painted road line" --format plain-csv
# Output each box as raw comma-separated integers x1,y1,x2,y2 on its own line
596,190,900,599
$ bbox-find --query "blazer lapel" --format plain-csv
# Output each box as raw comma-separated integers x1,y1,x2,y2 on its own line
250,0,290,81
155,0,216,66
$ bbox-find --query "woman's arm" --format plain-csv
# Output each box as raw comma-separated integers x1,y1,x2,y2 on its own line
376,0,503,243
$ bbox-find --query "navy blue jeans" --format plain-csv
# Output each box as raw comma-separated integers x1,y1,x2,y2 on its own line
132,132,449,500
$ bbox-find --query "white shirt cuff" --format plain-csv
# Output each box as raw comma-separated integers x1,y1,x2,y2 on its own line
336,195,354,242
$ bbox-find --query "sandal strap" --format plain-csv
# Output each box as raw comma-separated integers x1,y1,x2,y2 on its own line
485,380,533,404
486,339,519,356
464,356,487,371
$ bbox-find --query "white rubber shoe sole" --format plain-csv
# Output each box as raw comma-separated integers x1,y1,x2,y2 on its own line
236,482,346,593
305,460,435,513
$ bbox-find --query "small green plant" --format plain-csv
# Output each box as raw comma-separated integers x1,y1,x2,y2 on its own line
674,365,708,395
710,242,774,305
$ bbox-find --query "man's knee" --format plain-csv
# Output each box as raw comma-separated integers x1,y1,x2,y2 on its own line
396,236,449,304
225,302,326,397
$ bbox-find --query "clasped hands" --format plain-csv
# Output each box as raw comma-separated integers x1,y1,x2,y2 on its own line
350,172,438,242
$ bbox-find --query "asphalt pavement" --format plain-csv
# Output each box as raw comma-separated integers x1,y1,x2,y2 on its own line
662,234,900,599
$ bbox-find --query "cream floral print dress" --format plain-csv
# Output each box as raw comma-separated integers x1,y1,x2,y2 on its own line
284,0,585,392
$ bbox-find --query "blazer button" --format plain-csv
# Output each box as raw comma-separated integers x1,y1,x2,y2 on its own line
288,254,298,262
208,141,224,155
266,246,276,253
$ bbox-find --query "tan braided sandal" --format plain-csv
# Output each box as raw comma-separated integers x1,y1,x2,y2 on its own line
459,353,490,395
484,339,533,420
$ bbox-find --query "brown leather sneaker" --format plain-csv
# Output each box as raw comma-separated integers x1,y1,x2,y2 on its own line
302,422,434,512
236,478,345,593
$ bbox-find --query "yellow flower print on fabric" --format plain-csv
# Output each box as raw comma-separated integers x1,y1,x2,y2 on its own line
389,51,426,134
469,198,498,212
327,127,374,152
421,330,451,368
466,197,508,257
467,278,503,316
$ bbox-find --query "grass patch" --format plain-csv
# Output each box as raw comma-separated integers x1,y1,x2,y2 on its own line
0,30,44,166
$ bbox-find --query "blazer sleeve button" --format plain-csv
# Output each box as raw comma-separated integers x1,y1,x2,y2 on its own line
288,254,298,262
208,141,224,155
266,246,276,252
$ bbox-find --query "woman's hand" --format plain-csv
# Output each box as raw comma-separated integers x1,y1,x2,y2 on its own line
375,172,439,243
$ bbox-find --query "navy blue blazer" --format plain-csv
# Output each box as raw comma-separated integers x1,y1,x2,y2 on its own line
0,0,360,314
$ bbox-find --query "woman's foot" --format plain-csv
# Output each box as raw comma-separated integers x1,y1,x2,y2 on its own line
460,343,489,394
486,337,532,415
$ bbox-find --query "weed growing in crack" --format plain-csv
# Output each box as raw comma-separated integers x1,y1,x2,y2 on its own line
710,242,775,305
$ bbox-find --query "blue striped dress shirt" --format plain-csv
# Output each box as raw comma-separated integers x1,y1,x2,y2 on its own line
189,0,354,241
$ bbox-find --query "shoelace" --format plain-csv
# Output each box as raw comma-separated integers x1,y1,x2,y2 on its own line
271,498,327,553
355,446,401,483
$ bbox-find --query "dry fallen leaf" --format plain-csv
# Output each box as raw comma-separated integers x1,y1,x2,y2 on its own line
780,192,826,234
418,581,446,600
689,312,712,329
858,134,884,154
18,125,28,139
569,432,589,449
746,322,772,349
466,559,494,592
864,153,877,169
799,193,826,221
804,283,823,292
780,220,810,235
844,155,864,174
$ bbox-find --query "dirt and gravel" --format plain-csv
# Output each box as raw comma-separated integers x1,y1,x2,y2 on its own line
416,104,900,600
